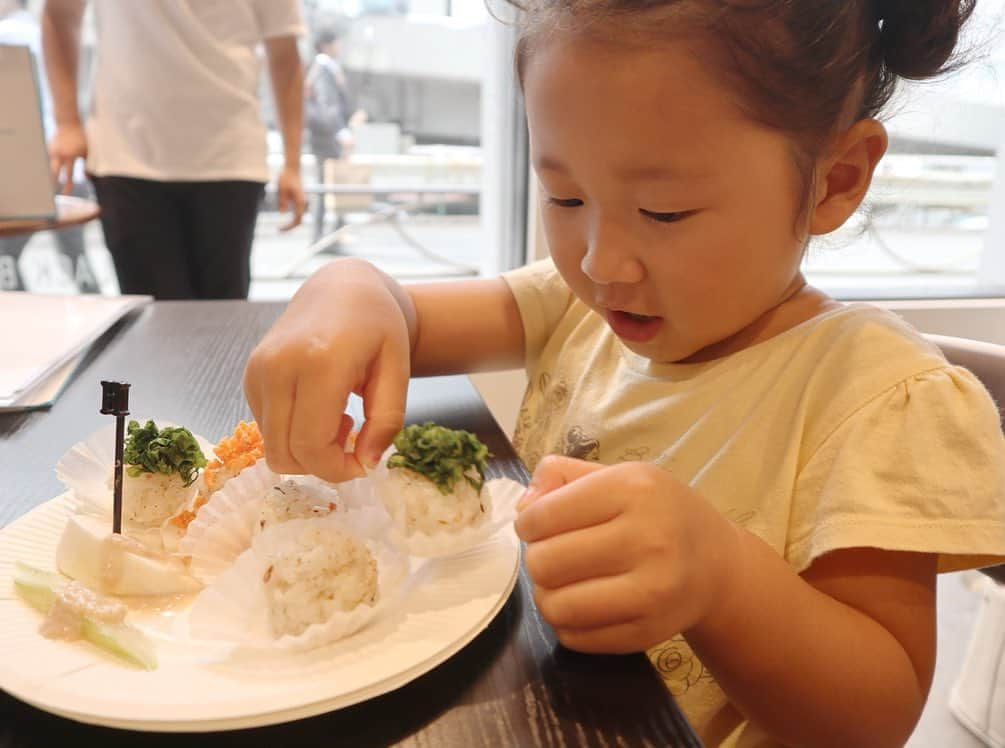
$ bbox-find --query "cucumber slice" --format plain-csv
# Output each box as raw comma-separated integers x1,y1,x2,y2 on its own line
13,562,64,612
12,561,157,670
13,561,65,590
13,580,56,614
81,618,158,671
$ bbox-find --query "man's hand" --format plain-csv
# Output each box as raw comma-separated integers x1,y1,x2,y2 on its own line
264,35,305,231
348,109,368,130
277,165,307,231
49,122,87,195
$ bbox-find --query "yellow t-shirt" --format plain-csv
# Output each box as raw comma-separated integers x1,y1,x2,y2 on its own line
502,259,1005,747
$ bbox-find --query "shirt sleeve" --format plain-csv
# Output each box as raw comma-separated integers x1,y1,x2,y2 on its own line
252,0,305,40
501,258,576,373
788,365,1005,574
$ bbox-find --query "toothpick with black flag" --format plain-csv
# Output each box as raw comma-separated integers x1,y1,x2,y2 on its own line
100,381,130,534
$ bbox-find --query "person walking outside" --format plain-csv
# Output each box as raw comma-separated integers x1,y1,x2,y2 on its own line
304,26,366,244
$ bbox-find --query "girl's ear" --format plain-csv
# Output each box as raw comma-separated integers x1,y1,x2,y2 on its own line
809,119,888,235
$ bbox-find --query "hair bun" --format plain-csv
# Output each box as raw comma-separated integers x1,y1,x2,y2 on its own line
878,0,976,80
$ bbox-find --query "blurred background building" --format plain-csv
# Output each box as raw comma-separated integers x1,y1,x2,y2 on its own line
13,0,1005,305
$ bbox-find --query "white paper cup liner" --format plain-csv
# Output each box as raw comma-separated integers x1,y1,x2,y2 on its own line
369,446,523,557
55,420,214,520
187,514,408,651
320,473,383,512
180,466,381,582
178,459,280,581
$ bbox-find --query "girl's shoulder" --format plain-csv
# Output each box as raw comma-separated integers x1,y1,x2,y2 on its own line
789,303,1000,448
787,302,948,381
699,302,950,406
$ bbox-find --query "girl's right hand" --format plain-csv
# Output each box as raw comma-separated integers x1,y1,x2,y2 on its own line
243,259,414,483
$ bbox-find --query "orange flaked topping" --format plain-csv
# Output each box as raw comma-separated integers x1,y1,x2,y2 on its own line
214,421,265,464
171,493,209,529
203,421,265,492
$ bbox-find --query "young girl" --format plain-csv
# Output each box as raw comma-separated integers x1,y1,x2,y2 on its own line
243,1,1005,745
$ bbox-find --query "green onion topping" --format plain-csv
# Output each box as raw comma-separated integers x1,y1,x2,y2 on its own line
387,422,490,495
123,419,207,487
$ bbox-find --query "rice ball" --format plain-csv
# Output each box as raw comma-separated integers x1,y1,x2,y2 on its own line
109,471,198,528
388,467,488,536
258,479,338,532
263,524,377,637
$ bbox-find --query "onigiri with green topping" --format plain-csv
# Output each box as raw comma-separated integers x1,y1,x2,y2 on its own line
383,422,491,535
109,419,208,527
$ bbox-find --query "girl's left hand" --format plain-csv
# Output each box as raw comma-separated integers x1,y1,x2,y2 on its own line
514,455,740,654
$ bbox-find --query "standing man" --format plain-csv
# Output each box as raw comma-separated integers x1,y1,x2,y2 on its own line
43,0,308,299
0,0,99,293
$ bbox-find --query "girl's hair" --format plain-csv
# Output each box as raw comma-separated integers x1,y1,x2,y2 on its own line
500,0,975,218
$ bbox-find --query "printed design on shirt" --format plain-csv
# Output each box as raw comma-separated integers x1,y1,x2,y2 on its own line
649,634,715,697
513,372,571,470
511,399,532,457
617,446,651,462
563,426,600,461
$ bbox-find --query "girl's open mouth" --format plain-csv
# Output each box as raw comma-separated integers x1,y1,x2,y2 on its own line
605,310,663,343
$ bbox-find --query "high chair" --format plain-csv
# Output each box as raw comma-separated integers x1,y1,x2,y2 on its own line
924,333,1005,748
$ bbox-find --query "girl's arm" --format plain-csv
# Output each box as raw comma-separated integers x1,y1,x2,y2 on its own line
310,259,526,375
516,457,936,748
244,258,525,481
408,277,526,376
690,538,935,748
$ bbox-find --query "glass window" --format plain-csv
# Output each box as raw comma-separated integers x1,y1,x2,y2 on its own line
804,1,1005,299
252,0,527,300
10,0,526,298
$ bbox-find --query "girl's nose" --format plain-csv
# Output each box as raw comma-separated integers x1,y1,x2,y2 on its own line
580,219,645,285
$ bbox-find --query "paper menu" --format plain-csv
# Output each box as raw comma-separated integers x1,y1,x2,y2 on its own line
0,352,84,412
0,292,151,409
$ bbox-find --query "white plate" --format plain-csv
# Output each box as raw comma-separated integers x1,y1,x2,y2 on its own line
0,493,520,731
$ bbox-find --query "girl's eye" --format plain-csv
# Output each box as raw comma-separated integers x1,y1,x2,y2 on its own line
640,209,692,224
547,197,584,208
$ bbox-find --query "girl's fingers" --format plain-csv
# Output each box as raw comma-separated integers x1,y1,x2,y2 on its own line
355,342,409,469
515,460,620,543
533,575,644,632
552,620,650,655
242,364,262,427
523,520,632,590
335,412,355,448
256,367,304,475
288,368,364,481
518,454,606,510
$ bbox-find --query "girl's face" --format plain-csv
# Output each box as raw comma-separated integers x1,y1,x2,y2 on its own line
523,33,825,364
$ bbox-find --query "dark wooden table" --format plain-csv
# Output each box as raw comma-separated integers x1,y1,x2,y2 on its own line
0,301,702,748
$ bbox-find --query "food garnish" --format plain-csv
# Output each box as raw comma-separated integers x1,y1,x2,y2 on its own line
169,493,209,529
203,420,265,492
123,419,207,487
14,562,157,670
387,423,490,495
